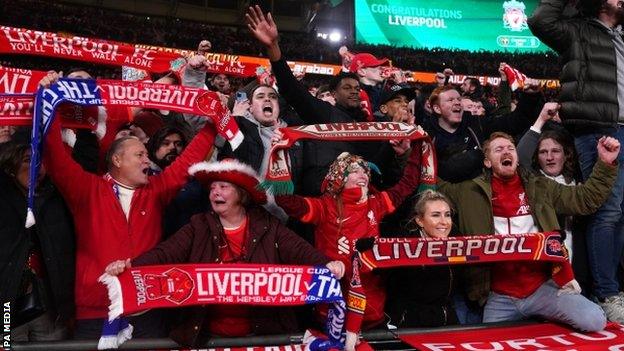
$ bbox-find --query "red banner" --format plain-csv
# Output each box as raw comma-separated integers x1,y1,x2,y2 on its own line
0,66,46,94
0,66,98,128
100,263,343,320
0,94,98,129
0,26,561,87
400,322,624,350
0,26,187,73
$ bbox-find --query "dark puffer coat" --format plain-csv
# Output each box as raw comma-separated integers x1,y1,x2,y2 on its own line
529,0,620,130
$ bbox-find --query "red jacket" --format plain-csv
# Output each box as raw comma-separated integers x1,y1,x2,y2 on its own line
276,142,423,331
43,119,215,319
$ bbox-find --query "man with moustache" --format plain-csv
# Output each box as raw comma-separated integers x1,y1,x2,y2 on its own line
439,132,620,331
146,125,210,238
529,0,624,321
147,126,189,174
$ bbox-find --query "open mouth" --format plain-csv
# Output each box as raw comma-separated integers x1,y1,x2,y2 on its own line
262,106,273,115
356,181,367,187
142,167,150,175
213,200,226,205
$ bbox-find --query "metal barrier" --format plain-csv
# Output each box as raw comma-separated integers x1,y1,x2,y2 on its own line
12,322,532,351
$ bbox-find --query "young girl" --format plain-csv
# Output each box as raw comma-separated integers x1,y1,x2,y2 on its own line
276,143,424,347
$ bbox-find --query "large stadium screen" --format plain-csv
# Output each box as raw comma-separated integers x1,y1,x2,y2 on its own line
355,0,552,53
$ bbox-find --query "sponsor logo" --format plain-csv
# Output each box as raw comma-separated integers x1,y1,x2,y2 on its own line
338,236,350,255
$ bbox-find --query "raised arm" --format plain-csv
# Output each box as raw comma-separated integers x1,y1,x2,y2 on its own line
527,0,575,54
275,194,324,225
517,102,561,169
382,139,424,213
481,90,544,137
151,121,216,206
40,71,94,207
246,5,336,124
550,136,620,215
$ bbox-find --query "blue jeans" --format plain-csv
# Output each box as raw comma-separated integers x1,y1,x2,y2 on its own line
575,128,624,299
483,280,606,332
452,292,483,324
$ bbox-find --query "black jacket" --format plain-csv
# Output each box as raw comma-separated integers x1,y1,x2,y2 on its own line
386,264,458,328
423,93,543,183
271,58,386,195
218,116,305,193
529,0,619,130
0,174,75,321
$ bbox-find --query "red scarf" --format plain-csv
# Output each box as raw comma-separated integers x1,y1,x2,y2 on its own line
261,122,436,195
346,232,568,334
358,232,567,271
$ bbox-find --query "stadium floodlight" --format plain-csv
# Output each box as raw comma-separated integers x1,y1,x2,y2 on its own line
329,31,342,42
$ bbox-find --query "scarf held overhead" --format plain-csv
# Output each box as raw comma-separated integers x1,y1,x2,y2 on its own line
26,78,243,228
261,122,436,195
0,66,99,129
357,232,568,271
0,26,335,79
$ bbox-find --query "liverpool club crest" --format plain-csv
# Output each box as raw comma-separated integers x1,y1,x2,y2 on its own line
503,0,528,32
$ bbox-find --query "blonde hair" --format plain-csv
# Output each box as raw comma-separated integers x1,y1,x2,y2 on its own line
413,190,454,218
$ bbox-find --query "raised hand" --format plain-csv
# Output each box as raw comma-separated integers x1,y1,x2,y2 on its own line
499,62,507,81
597,136,621,165
231,99,250,117
270,128,284,145
389,138,411,156
246,5,278,47
187,54,206,69
197,40,211,55
325,260,345,279
39,70,62,88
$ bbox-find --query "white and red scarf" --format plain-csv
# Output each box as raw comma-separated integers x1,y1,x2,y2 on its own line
261,122,436,195
98,264,346,350
346,232,568,334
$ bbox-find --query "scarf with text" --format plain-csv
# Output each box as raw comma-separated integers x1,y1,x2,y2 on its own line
98,264,346,350
261,122,436,195
26,78,243,228
345,232,569,334
0,66,97,127
357,232,568,271
0,26,336,79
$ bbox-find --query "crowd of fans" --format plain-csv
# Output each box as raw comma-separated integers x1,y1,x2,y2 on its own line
2,1,624,350
0,0,561,78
